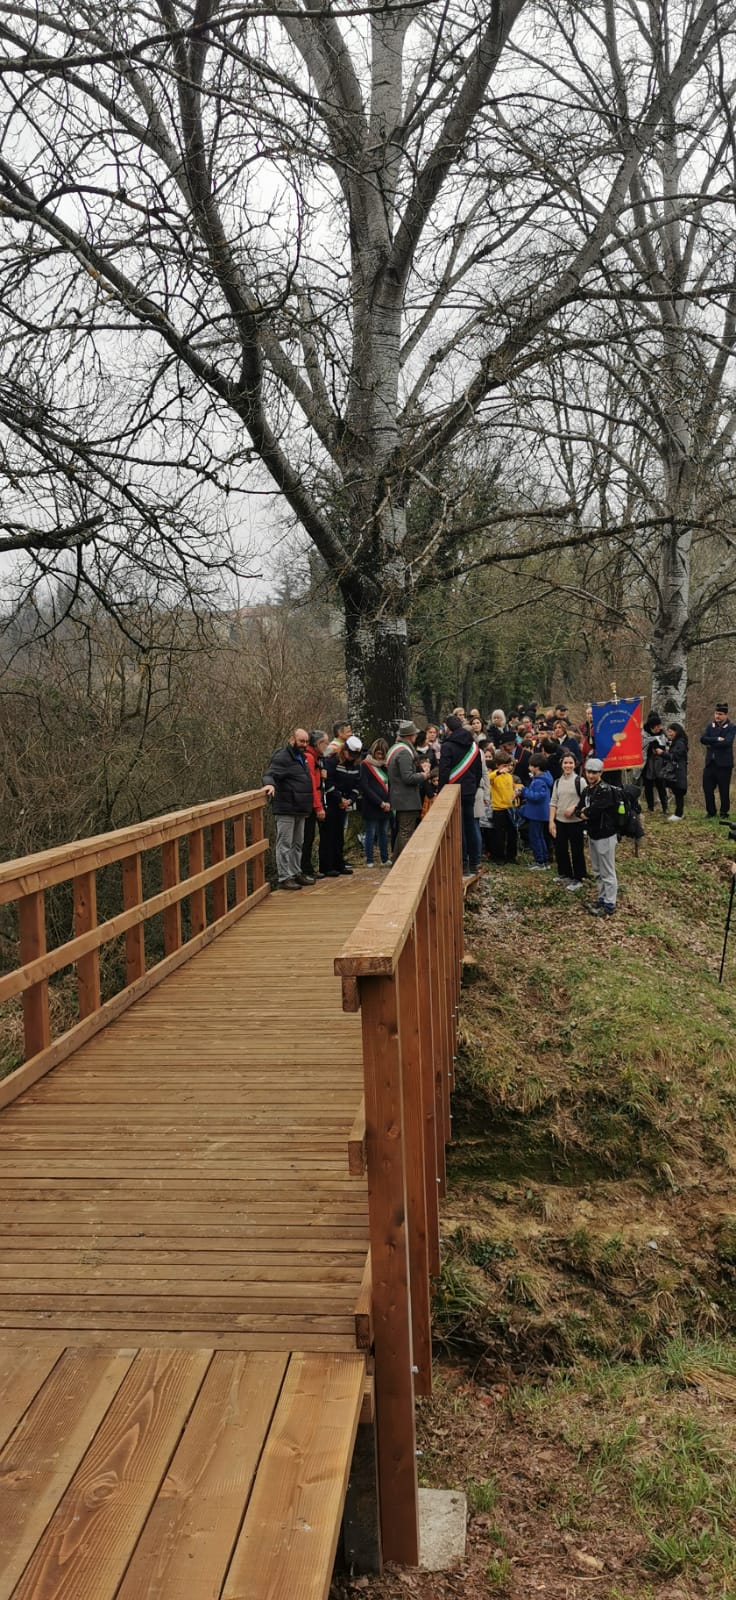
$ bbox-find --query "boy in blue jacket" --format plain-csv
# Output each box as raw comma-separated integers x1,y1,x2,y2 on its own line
520,756,553,869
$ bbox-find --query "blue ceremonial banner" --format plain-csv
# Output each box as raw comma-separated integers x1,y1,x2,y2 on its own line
591,698,643,770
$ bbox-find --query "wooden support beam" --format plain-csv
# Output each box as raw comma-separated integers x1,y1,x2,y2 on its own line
415,893,440,1277
359,970,419,1567
250,806,266,893
233,815,247,904
211,820,227,920
187,829,206,936
426,859,448,1199
347,1102,367,1176
73,870,101,1020
161,840,182,956
17,891,50,1061
122,854,145,985
397,928,432,1397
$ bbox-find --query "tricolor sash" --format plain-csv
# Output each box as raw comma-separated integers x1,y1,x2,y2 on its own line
448,744,479,783
365,758,389,793
386,740,412,766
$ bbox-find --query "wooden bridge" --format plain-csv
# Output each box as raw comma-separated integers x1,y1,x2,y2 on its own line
0,786,464,1599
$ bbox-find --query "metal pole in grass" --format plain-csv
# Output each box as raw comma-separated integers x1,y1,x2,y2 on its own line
719,867,736,985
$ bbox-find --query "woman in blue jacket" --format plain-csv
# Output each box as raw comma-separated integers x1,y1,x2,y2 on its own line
520,755,553,869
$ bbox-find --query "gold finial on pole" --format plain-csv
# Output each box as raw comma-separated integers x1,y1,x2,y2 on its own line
610,680,618,703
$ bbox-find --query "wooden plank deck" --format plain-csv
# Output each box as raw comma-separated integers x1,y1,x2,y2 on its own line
0,874,375,1350
0,1344,366,1600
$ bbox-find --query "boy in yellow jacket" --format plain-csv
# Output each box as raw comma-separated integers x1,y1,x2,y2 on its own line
488,754,518,863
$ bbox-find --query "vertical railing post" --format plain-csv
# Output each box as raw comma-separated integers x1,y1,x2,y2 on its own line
415,892,440,1277
161,840,182,955
211,819,227,919
18,891,50,1060
251,802,266,893
188,829,206,935
122,853,146,984
359,969,419,1567
440,833,457,1088
426,855,449,1192
233,813,247,903
397,926,432,1397
73,870,101,1019
436,836,454,1134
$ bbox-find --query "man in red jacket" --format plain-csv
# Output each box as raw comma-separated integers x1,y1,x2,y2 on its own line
301,730,328,879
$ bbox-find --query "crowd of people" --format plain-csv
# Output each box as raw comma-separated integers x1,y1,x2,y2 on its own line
262,699,735,920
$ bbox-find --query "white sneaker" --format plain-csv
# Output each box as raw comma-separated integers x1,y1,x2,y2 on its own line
552,875,569,884
566,880,584,891
667,814,683,822
364,861,376,867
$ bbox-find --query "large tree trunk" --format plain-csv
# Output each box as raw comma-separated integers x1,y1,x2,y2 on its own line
648,517,691,721
342,582,410,740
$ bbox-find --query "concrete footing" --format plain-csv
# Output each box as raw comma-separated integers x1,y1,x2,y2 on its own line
418,1488,467,1570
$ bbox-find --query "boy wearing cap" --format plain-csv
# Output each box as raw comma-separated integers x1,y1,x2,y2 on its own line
387,722,430,860
575,758,620,915
700,703,736,818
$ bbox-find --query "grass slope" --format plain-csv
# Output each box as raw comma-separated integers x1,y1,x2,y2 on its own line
332,812,736,1600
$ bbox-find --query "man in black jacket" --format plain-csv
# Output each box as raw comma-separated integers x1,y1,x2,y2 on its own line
438,714,483,877
575,757,620,916
700,703,736,818
263,727,315,889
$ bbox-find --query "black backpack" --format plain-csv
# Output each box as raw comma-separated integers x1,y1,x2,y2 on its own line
617,782,644,840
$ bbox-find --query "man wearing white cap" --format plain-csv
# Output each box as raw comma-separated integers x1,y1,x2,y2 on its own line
575,758,621,916
320,735,364,876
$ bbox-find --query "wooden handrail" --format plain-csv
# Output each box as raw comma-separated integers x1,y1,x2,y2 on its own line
0,788,271,1108
0,789,265,904
334,787,458,977
0,840,268,1005
334,783,464,1567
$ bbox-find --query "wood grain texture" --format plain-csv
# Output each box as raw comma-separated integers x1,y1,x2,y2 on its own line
222,1352,365,1600
0,1346,135,1600
8,1349,211,1600
0,1344,64,1454
116,1351,288,1600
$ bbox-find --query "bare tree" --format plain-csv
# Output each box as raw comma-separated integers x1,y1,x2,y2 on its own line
0,0,731,728
497,0,736,720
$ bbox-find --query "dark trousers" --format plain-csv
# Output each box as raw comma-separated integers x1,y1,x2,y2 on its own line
668,786,686,818
553,821,587,879
393,811,420,861
301,811,318,875
703,766,732,817
319,808,346,873
489,810,517,862
643,776,668,812
461,795,481,872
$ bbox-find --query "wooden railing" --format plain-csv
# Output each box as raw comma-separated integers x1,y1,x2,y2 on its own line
0,790,270,1110
334,784,464,1566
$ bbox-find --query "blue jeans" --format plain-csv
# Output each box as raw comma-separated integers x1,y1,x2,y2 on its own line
527,819,548,864
364,815,389,864
461,796,482,872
